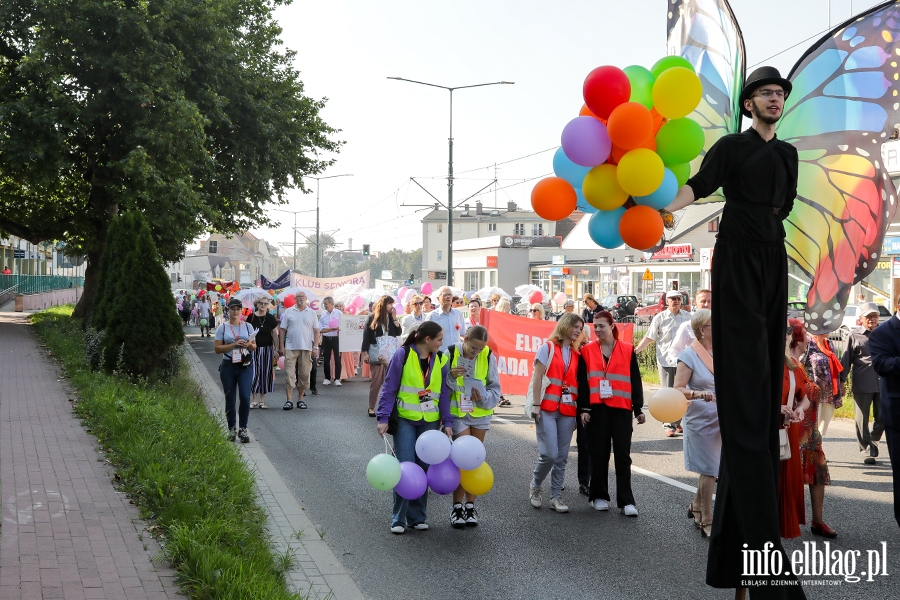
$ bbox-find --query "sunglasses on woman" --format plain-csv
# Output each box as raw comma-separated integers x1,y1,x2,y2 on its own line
530,309,541,313
412,302,423,306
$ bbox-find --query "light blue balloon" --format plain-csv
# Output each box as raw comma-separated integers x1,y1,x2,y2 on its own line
575,189,597,214
588,207,626,249
634,168,678,210
552,147,591,189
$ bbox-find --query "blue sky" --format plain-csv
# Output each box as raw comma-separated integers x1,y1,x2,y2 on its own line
232,0,884,255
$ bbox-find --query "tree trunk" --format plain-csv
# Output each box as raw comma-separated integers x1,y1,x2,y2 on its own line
72,248,102,319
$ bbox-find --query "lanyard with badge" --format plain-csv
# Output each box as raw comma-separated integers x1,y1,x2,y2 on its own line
417,354,436,413
598,342,617,399
560,346,574,405
458,347,477,413
229,323,243,363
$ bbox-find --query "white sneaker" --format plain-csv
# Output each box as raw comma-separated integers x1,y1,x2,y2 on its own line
322,379,331,385
410,522,429,531
622,504,638,517
334,380,342,387
549,496,569,513
590,498,609,511
529,486,542,509
390,525,405,534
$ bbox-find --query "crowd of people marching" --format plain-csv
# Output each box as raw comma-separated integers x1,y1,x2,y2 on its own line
174,284,884,539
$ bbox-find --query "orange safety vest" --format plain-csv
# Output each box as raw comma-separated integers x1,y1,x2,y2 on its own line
540,343,579,416
581,340,633,411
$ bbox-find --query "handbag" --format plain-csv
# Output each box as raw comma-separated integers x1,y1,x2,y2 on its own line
239,323,253,368
780,369,796,460
525,341,554,417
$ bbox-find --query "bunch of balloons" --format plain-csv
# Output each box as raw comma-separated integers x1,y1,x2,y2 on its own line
531,57,704,251
365,432,494,498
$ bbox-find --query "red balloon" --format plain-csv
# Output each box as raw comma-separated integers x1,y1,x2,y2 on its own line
528,291,543,304
619,206,665,251
531,177,577,221
283,295,296,308
583,66,631,120
607,102,654,150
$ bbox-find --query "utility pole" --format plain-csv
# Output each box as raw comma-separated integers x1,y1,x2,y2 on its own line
307,174,353,277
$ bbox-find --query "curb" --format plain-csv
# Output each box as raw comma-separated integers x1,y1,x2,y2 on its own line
181,342,365,600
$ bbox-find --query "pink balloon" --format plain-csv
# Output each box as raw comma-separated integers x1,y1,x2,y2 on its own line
528,290,543,304
421,282,433,295
329,318,339,328
398,286,408,297
277,355,285,370
554,292,567,305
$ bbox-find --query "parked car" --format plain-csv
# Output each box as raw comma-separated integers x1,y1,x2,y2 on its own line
828,303,891,340
787,301,807,320
633,291,691,323
598,294,639,321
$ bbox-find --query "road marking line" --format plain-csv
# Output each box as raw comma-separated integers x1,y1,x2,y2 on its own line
492,417,515,425
632,466,697,494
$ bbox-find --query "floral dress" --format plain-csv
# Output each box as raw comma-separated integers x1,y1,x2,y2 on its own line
806,337,843,409
798,379,830,486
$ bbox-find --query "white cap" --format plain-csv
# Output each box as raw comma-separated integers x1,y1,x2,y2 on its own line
859,302,879,317
666,290,682,299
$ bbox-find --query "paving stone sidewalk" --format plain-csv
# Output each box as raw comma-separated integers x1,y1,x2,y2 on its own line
0,313,185,600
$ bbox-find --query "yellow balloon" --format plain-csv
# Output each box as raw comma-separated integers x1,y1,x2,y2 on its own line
582,164,628,210
459,462,494,496
652,67,702,119
616,148,664,197
648,387,688,423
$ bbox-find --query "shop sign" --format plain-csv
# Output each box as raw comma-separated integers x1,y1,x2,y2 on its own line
549,267,563,276
452,255,499,268
551,255,566,265
650,243,693,260
699,248,714,269
894,257,900,278
883,237,900,255
500,235,561,248
882,139,900,175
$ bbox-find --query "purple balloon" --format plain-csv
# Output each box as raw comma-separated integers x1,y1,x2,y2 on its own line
561,116,612,167
395,461,428,500
426,458,461,495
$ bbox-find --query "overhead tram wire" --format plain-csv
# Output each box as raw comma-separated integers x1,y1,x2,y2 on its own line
453,146,558,176
747,27,832,70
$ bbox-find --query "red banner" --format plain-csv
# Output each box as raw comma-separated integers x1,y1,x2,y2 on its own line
481,310,633,396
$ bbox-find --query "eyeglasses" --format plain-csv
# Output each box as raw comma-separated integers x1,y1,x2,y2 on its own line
412,302,423,306
530,309,541,313
754,89,786,99
668,297,682,302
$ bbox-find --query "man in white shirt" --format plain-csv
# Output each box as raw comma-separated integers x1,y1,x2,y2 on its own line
670,289,712,357
425,286,466,351
318,296,343,386
635,289,693,436
197,297,211,337
278,291,321,410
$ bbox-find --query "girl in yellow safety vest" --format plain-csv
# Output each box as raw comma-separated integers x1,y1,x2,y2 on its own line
376,321,454,534
447,325,501,528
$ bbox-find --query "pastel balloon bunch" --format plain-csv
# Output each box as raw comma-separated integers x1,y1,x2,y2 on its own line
366,432,494,498
531,56,704,251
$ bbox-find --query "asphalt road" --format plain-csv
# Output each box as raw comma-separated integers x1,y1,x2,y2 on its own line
188,329,898,599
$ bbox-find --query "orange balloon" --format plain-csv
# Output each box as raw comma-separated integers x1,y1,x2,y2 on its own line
650,108,666,134
531,177,577,221
606,102,654,150
619,205,664,251
610,136,656,164
579,104,597,118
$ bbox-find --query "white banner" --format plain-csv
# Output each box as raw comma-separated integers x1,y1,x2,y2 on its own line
339,313,369,353
293,269,370,292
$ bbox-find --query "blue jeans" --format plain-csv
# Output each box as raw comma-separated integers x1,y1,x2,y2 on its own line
220,360,252,430
532,409,576,498
391,417,439,528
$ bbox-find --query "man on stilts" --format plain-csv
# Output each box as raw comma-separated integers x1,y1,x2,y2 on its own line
664,66,805,599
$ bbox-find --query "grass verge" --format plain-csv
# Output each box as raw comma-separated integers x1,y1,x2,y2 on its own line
33,306,300,600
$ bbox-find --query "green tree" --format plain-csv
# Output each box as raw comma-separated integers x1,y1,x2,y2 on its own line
91,214,139,331
0,0,340,317
102,213,184,377
365,249,423,281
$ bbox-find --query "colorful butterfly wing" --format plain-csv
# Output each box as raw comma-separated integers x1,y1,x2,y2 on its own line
779,1,900,334
667,0,746,202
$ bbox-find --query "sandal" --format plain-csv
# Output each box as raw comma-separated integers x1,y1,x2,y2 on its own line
259,404,268,409
368,408,376,417
498,396,512,407
701,522,712,538
688,504,701,529
283,400,293,410
250,402,259,409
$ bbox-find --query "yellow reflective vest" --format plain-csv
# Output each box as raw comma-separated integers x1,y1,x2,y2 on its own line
448,344,493,418
397,347,448,422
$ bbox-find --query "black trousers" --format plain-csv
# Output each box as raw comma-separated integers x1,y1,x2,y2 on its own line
854,392,884,452
321,336,342,381
587,404,635,507
576,416,591,486
706,239,805,597
886,427,900,527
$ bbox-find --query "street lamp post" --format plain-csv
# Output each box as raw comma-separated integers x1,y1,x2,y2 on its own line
387,77,513,287
271,208,313,273
306,174,353,278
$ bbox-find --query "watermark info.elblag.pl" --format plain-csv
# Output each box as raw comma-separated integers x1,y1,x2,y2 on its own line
742,542,889,586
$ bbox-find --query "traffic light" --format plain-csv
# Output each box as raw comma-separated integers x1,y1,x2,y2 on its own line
362,244,370,256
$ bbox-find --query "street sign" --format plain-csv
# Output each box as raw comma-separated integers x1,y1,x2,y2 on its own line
642,268,653,281
13,249,25,259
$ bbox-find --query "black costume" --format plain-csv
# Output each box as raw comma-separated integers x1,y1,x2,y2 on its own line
686,126,804,597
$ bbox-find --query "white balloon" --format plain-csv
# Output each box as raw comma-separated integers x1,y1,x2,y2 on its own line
450,435,486,470
414,429,452,465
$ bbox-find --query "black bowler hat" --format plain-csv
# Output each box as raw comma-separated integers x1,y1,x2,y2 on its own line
739,66,792,117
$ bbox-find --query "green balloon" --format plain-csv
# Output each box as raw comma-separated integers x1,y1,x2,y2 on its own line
650,55,695,79
656,118,705,165
366,453,402,491
668,162,692,187
623,65,655,109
